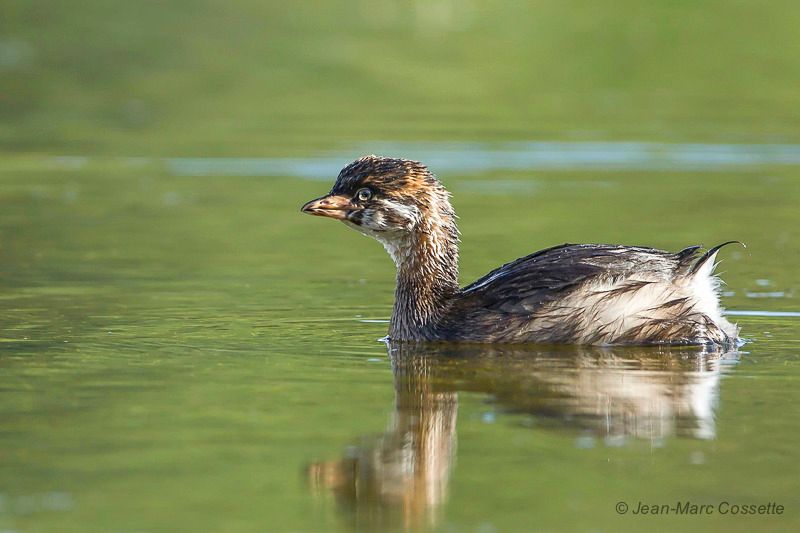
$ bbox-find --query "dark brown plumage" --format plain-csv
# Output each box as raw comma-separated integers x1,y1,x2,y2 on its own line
301,155,740,346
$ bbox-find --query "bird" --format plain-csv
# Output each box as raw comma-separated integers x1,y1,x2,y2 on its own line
301,155,740,346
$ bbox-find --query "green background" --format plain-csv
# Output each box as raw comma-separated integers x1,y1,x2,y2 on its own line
1,1,799,532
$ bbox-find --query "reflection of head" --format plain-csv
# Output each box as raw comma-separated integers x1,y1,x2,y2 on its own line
307,341,738,530
307,352,457,531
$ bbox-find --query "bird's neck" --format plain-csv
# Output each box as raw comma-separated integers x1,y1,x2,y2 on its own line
387,222,459,340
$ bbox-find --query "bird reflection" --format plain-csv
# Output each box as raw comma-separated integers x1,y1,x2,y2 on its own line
307,341,739,530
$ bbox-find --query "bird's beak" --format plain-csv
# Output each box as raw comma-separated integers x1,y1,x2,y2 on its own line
300,194,353,220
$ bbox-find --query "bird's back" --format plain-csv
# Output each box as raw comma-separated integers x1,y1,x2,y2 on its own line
434,243,739,345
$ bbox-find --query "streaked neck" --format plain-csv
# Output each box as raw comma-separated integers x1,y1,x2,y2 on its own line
388,224,459,340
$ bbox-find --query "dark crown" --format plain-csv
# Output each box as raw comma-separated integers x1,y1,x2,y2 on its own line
331,155,439,197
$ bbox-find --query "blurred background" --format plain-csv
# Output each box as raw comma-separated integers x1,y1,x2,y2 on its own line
2,1,800,532
2,0,800,155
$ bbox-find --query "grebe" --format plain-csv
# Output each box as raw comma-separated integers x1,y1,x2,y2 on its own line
301,155,740,345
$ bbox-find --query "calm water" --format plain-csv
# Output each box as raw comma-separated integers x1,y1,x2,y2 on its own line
1,152,799,532
3,1,800,530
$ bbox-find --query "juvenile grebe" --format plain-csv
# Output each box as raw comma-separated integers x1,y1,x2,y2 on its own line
301,155,740,345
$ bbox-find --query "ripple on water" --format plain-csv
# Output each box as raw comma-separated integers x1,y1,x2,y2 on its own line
32,140,800,178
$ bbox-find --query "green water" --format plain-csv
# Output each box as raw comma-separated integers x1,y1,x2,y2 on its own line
3,1,800,532
1,161,798,532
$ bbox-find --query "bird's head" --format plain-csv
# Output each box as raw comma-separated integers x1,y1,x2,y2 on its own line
301,156,457,260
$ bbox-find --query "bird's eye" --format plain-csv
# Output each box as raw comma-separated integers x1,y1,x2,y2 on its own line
356,188,372,202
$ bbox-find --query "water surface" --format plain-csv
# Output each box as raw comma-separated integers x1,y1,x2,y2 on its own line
1,153,799,532
4,1,800,530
